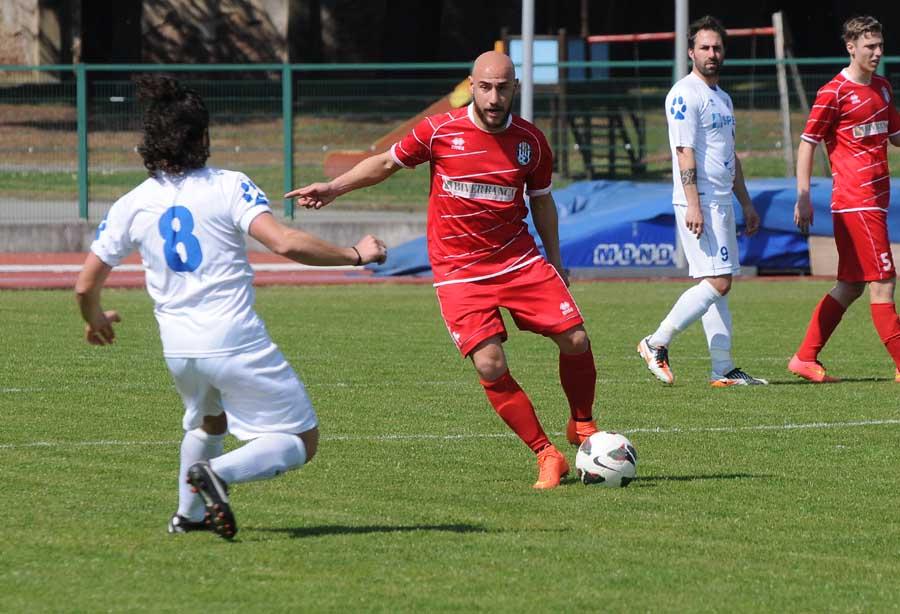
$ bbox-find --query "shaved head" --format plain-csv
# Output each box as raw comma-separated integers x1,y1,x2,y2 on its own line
469,51,517,131
471,51,516,81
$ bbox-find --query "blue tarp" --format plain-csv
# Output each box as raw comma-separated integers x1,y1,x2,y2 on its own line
370,178,900,276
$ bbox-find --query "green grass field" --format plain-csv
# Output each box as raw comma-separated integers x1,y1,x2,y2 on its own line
2,281,899,611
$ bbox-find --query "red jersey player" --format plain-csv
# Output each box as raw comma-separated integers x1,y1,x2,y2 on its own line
286,51,600,488
789,15,900,383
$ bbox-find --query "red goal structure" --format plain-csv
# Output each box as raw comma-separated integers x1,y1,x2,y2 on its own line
548,23,786,179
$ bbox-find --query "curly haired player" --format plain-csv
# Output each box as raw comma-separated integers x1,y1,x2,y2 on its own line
76,75,386,538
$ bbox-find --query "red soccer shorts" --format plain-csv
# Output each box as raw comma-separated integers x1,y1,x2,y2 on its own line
434,259,584,357
833,209,896,282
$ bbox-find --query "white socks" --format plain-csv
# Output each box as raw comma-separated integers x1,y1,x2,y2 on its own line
701,295,734,376
210,433,307,485
649,280,722,347
177,428,225,521
649,280,736,376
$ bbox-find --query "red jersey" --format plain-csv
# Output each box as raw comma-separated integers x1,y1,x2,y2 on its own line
391,104,553,286
801,70,900,212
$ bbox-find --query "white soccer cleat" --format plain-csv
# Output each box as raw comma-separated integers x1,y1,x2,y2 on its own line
710,367,768,387
637,336,674,385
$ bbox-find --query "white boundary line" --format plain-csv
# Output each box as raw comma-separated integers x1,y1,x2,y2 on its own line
2,419,899,450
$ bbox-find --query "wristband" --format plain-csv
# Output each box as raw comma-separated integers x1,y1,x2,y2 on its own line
351,246,362,266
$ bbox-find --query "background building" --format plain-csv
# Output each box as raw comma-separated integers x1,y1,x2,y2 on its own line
2,1,898,67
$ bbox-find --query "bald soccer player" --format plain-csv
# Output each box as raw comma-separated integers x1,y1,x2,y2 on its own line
286,51,601,489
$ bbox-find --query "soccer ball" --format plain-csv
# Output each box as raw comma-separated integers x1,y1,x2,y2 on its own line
575,431,637,487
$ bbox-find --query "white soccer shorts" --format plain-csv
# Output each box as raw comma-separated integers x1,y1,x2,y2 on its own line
673,199,741,278
165,340,318,441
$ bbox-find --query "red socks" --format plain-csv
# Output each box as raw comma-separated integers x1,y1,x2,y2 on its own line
796,294,846,362
871,303,900,369
559,347,596,422
481,371,551,454
798,295,900,370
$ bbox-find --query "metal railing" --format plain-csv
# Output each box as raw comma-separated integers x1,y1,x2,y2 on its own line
0,58,897,224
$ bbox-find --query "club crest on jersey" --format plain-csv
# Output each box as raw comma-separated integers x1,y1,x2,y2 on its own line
516,141,532,165
240,179,269,205
670,95,687,120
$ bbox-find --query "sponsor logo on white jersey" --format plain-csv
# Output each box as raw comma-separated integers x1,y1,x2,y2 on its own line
852,120,888,139
593,242,676,267
451,137,466,151
516,141,532,165
442,178,517,202
711,112,735,130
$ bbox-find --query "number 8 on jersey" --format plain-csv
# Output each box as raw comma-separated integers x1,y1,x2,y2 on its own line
159,206,203,272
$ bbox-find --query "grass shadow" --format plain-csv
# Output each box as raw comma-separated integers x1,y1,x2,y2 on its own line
768,376,894,386
633,473,768,487
562,473,765,488
822,376,895,384
250,523,488,539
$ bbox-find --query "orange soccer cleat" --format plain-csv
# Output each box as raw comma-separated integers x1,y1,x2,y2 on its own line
566,418,599,446
533,446,570,489
787,355,840,383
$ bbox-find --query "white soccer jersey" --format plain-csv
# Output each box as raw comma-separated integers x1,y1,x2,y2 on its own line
91,167,272,358
666,72,737,204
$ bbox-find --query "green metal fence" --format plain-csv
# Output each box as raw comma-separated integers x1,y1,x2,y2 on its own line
0,59,898,225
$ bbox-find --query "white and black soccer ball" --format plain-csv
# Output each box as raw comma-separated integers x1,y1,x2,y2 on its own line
575,431,637,487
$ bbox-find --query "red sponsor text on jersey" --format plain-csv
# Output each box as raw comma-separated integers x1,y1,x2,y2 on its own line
391,105,553,285
801,71,900,211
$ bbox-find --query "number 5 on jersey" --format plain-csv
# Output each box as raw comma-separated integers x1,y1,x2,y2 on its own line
159,206,203,272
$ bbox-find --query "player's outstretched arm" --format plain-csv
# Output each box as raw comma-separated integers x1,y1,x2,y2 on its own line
249,212,387,266
284,151,402,209
732,157,760,236
794,140,817,234
74,253,121,346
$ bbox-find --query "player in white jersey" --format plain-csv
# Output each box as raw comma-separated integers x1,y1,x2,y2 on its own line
637,15,767,387
75,76,386,539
